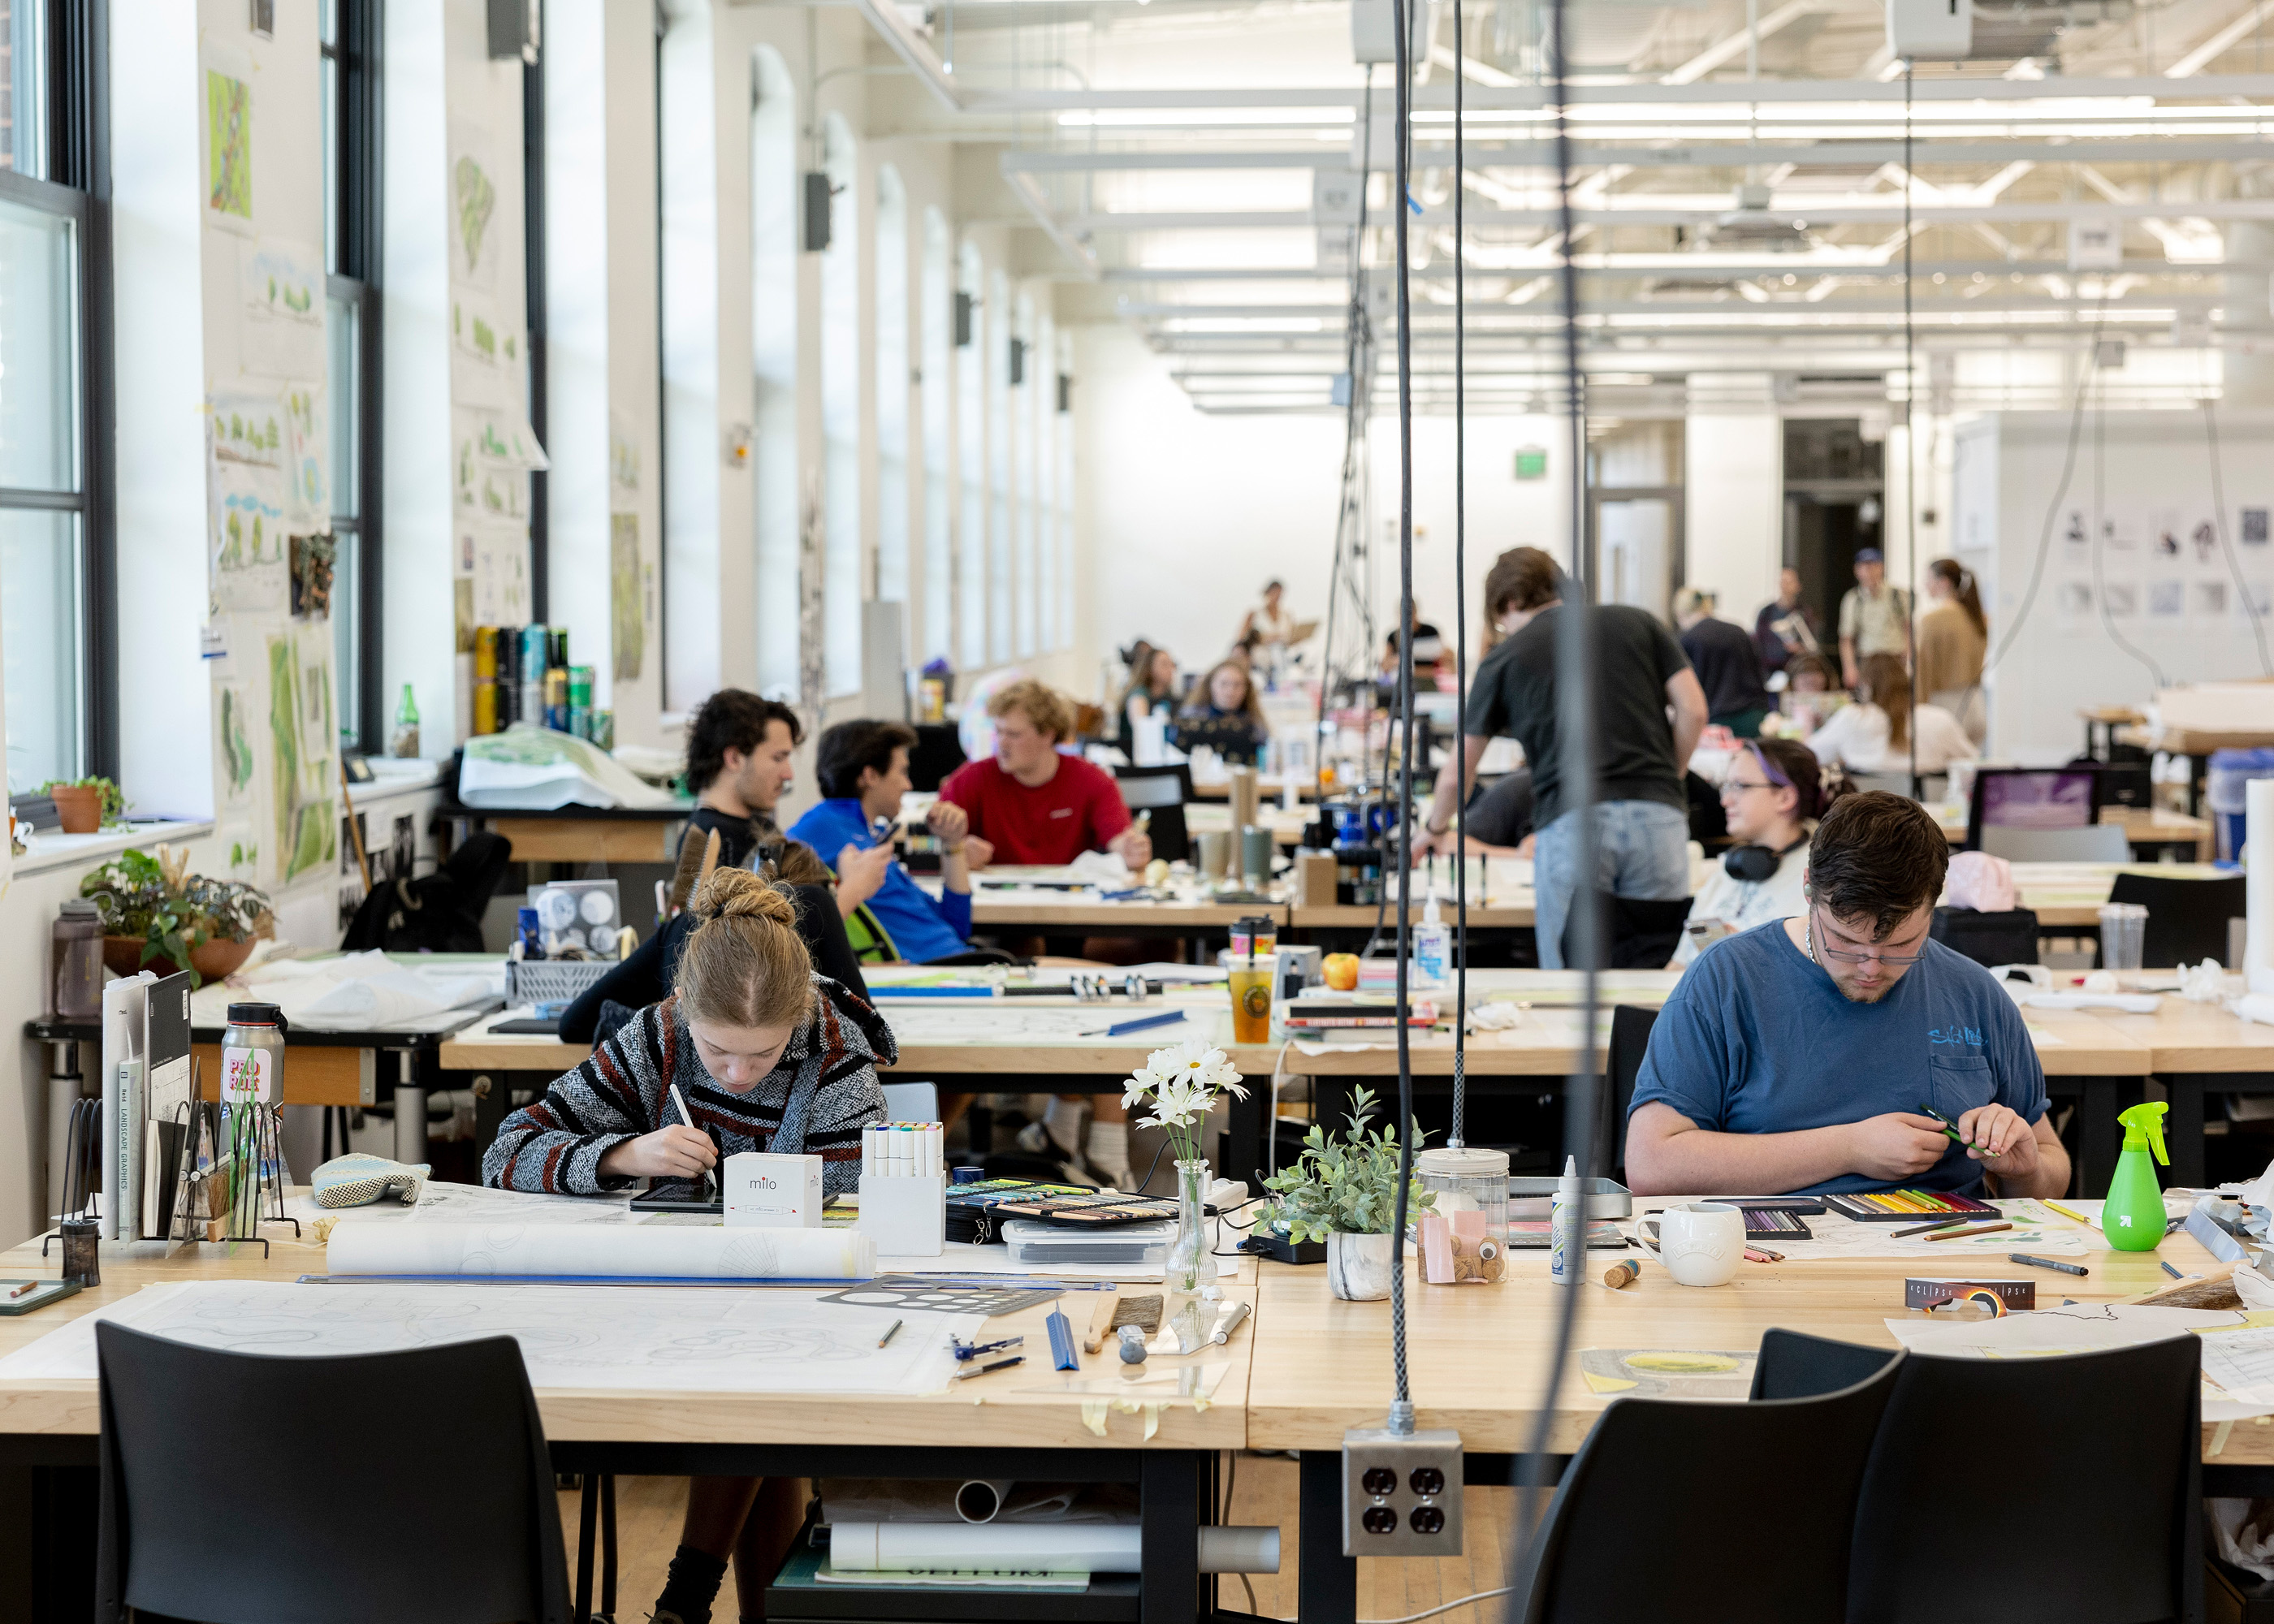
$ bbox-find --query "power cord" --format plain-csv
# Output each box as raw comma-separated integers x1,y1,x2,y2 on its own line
1982,298,2107,676
1362,1587,1515,1623
2087,361,2168,689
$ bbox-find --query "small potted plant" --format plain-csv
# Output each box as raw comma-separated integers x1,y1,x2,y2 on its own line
81,846,273,987
40,775,128,835
1259,1086,1434,1302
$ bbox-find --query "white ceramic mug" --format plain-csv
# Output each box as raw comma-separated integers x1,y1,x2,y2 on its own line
1641,1202,1746,1288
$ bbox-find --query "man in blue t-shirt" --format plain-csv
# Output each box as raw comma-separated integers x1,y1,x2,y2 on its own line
1627,793,2070,1199
789,720,978,965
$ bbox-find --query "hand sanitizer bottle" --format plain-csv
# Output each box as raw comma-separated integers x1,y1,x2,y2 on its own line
1413,887,1449,988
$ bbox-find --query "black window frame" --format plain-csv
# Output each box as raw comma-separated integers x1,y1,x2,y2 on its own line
326,0,385,754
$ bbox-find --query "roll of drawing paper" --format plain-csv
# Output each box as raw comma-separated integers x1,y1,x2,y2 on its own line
827,1522,1279,1574
2252,778,2274,994
954,1479,1014,1523
325,1220,875,1280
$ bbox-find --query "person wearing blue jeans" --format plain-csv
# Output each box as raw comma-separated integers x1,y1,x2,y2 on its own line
1424,546,1708,970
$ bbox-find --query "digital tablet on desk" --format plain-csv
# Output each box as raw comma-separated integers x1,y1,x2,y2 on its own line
631,1178,724,1215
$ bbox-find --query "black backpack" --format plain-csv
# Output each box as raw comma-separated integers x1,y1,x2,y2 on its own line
339,831,514,953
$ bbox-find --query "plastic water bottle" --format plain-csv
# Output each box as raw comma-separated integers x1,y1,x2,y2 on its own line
1549,1156,1581,1286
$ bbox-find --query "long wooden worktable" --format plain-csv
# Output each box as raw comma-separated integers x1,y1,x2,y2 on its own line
0,1199,2246,1624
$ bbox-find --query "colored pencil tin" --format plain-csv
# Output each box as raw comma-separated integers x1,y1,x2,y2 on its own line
1826,1190,2000,1223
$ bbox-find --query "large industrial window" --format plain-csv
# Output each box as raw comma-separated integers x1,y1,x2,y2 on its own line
0,0,110,797
875,164,908,615
819,112,861,696
957,242,986,672
322,0,382,750
920,207,951,665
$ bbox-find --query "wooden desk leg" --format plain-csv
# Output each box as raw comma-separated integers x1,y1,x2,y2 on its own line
2074,1078,2125,1198
1140,1451,1203,1624
2168,1074,2208,1189
1299,1449,1358,1624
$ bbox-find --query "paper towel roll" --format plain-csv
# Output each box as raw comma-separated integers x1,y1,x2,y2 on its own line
2251,778,2274,994
325,1220,875,1279
828,1522,1279,1574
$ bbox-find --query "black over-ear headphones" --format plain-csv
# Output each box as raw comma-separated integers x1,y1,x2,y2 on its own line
1723,831,1809,884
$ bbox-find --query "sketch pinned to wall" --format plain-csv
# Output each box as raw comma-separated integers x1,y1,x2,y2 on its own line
2240,581,2274,621
204,65,253,232
2103,581,2141,619
2193,520,2220,565
209,395,292,613
449,127,500,289
240,240,326,379
215,684,257,805
2064,512,2088,548
2056,581,2094,624
2246,509,2270,546
612,515,644,682
267,627,337,884
2194,581,2229,621
798,470,827,726
280,381,327,526
2147,580,2184,620
610,410,642,494
2153,511,2181,559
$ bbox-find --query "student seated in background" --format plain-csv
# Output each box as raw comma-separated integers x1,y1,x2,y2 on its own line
940,680,1153,870
680,689,836,883
1805,652,1977,777
1674,586,1775,738
1672,740,1838,969
1625,793,2069,1199
1115,641,1179,759
789,719,991,964
486,870,888,1624
1172,659,1269,766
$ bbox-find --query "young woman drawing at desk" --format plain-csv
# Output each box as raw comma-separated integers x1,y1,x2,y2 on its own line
485,869,890,1624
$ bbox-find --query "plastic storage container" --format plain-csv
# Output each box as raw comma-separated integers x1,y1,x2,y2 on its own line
50,899,104,1020
1414,1145,1511,1285
220,1001,287,1105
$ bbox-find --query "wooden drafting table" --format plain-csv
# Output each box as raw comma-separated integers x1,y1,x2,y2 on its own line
1243,1217,2237,1624
1926,804,2215,862
2006,861,2230,929
439,799,694,866
0,1230,1256,1623
2064,998,2274,1186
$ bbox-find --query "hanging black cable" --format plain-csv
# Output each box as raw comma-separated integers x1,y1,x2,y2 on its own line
1450,0,1470,1147
1904,63,1919,794
2090,361,2168,689
1512,0,1598,1554
1387,0,1420,1435
2203,400,2274,676
1982,296,2107,676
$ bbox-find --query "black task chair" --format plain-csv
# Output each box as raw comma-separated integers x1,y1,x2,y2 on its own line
1510,1346,1906,1623
2108,870,2247,969
1848,1335,2203,1624
97,1322,571,1624
1595,1003,1659,1180
1563,895,1695,970
1113,763,1194,866
1930,905,2042,967
1749,1326,1900,1402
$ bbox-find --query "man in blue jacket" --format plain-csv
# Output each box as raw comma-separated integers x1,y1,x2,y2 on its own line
789,720,984,963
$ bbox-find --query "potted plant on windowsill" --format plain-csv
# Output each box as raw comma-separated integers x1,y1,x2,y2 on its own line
1258,1086,1434,1302
81,845,273,987
39,775,128,835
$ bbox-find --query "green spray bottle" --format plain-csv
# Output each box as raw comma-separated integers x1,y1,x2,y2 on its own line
2102,1101,2170,1252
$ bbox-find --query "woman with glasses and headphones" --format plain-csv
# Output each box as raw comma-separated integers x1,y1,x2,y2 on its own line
1624,793,2070,1200
1671,740,1841,969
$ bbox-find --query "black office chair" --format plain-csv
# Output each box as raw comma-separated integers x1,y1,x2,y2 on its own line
2108,871,2247,968
1562,895,1694,970
1748,1326,1900,1402
96,1322,571,1624
1510,1346,1905,1623
1848,1336,2202,1624
1596,1003,1659,1180
1930,905,2042,967
1114,763,1195,866
906,722,965,793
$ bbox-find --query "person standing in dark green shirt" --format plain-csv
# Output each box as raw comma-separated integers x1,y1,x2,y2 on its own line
1423,547,1708,968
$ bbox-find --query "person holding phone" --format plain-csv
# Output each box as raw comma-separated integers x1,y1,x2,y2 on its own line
484,869,888,1624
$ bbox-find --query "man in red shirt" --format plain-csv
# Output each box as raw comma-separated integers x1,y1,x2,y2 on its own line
940,680,1154,870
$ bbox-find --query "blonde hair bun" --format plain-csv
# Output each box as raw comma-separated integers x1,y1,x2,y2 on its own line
691,868,798,927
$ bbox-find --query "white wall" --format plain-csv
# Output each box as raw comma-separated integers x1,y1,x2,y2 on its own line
1960,408,2274,758
1075,325,1571,697
1685,402,1782,623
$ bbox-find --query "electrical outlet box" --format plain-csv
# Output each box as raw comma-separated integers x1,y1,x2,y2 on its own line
1342,1427,1463,1557
1886,0,1971,59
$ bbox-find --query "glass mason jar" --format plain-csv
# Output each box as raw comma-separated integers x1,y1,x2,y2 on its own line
1414,1145,1511,1285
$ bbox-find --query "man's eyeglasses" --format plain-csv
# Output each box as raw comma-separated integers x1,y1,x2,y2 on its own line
1809,905,1928,967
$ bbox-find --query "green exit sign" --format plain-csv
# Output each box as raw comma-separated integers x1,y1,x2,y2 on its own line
1514,447,1548,480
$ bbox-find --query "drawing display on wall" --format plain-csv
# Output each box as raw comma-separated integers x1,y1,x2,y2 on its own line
268,628,338,883
451,130,499,289
240,240,326,380
208,393,291,613
205,67,253,230
612,515,644,681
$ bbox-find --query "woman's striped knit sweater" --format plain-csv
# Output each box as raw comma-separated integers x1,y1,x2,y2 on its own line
482,976,892,1196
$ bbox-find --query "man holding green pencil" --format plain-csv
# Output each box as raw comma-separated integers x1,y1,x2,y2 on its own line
1625,793,2071,1200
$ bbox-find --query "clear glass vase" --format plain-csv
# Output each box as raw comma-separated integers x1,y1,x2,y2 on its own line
1166,1157,1212,1296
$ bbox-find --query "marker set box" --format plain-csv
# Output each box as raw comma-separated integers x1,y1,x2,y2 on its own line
856,1123,945,1256
862,1122,942,1178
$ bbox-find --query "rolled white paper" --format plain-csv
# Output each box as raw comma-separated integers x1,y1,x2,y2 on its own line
954,1479,1014,1523
325,1220,875,1279
2250,778,2274,994
827,1522,1280,1574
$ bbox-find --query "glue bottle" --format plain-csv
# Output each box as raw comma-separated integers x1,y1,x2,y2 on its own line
1413,887,1449,988
1549,1156,1581,1285
2103,1101,2170,1252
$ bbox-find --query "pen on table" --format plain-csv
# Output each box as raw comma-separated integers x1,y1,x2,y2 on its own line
2008,1253,2090,1276
952,1354,1025,1382
1085,1010,1189,1039
877,1319,902,1349
2161,1259,2185,1280
1892,1219,1965,1238
1922,1221,2012,1242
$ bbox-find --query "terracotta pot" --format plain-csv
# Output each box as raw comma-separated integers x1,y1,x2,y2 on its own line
50,784,102,834
102,935,153,978
188,935,255,983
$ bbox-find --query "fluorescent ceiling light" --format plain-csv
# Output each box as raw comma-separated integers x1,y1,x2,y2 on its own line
1058,108,1356,127
1159,316,1328,332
